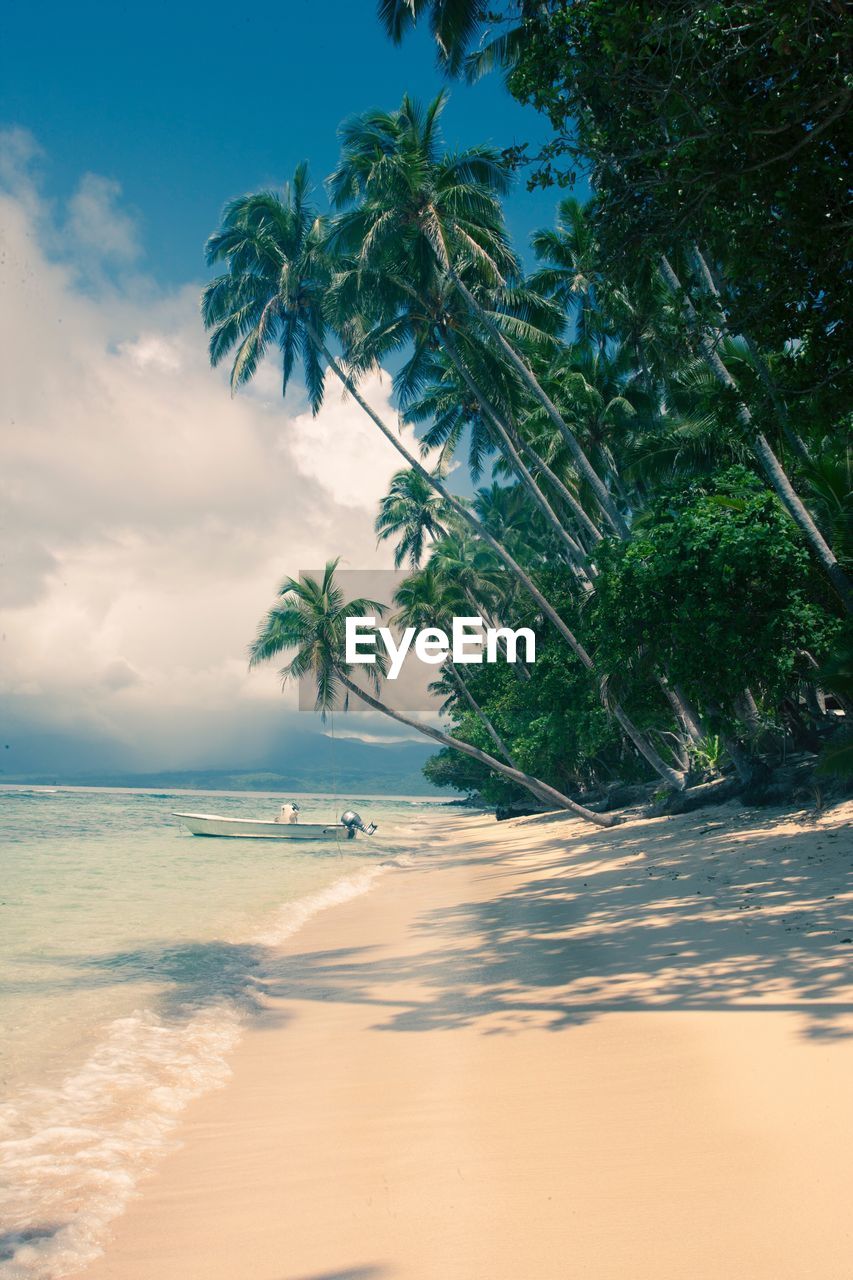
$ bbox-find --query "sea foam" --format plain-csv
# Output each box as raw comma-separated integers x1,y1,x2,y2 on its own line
0,1005,241,1278
0,861,396,1279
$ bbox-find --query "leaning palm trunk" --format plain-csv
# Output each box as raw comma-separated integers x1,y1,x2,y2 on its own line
334,667,617,827
306,322,687,790
515,439,603,549
448,270,631,538
443,327,711,762
446,661,517,765
463,589,531,680
690,246,813,465
659,257,852,615
440,327,594,586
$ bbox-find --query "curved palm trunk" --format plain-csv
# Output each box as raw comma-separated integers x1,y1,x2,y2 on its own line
306,323,687,791
448,270,631,539
334,667,617,828
659,257,852,615
690,246,813,465
669,681,706,746
444,330,710,772
440,327,595,584
515,439,603,549
463,589,531,680
446,661,517,765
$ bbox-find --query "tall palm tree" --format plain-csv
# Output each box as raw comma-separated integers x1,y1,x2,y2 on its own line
529,196,605,354
203,164,329,408
250,562,616,827
327,91,629,538
203,169,584,679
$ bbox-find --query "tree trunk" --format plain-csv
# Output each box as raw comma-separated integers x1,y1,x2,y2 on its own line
660,677,705,746
464,589,531,680
334,668,617,828
446,662,517,765
448,270,631,538
516,440,603,549
440,325,603,545
659,257,852,614
690,246,813,465
307,324,687,791
440,327,594,586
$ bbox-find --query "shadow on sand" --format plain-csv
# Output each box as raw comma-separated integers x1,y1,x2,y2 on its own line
255,806,853,1042
16,807,852,1042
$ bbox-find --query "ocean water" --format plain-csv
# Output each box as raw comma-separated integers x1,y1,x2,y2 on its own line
0,786,432,1279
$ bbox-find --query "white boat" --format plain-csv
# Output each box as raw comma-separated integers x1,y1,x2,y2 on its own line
172,806,376,841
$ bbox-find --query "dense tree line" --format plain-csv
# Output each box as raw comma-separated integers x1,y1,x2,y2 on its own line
201,2,850,820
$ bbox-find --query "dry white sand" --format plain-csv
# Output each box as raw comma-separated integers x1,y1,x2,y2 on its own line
83,799,853,1280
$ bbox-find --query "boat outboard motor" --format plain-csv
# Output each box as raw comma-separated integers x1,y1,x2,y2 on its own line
340,809,378,839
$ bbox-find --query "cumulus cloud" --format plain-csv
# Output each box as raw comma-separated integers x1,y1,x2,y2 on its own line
0,131,440,772
65,173,141,263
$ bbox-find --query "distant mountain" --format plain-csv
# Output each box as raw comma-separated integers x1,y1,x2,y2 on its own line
0,700,441,794
0,737,439,795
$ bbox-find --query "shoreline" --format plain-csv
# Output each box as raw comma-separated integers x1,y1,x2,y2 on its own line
74,799,853,1279
0,807,414,1280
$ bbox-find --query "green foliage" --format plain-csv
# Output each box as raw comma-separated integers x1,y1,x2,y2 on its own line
209,20,852,810
506,1,849,387
691,735,723,774
816,626,853,780
589,467,841,720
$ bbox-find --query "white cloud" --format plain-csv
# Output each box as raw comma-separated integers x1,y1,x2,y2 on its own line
0,133,441,771
65,173,141,263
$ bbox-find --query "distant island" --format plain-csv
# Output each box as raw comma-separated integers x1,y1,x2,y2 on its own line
0,763,440,797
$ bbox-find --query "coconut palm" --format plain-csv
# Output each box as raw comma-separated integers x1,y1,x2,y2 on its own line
203,164,329,409
250,562,616,826
203,169,582,672
248,559,388,718
375,467,453,569
327,91,629,538
380,6,852,612
326,97,597,569
529,196,606,354
392,565,517,765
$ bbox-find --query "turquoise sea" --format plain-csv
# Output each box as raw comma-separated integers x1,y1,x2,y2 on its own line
0,786,431,1279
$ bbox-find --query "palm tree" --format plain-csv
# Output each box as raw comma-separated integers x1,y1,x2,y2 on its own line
204,163,686,791
392,564,517,765
203,169,579,672
379,6,852,612
375,467,452,568
327,91,629,538
203,164,329,408
250,562,617,827
529,196,605,354
378,0,489,75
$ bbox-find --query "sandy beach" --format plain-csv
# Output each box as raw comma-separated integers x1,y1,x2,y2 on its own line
81,800,853,1280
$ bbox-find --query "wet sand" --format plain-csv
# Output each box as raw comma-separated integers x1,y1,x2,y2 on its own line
83,800,853,1280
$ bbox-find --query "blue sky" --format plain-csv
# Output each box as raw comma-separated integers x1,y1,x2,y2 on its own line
1,0,572,288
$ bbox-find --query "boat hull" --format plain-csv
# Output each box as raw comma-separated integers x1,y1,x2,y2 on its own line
172,812,352,840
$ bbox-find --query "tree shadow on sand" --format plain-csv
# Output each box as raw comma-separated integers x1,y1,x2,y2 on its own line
279,1268,388,1280
257,807,853,1042
18,809,851,1043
